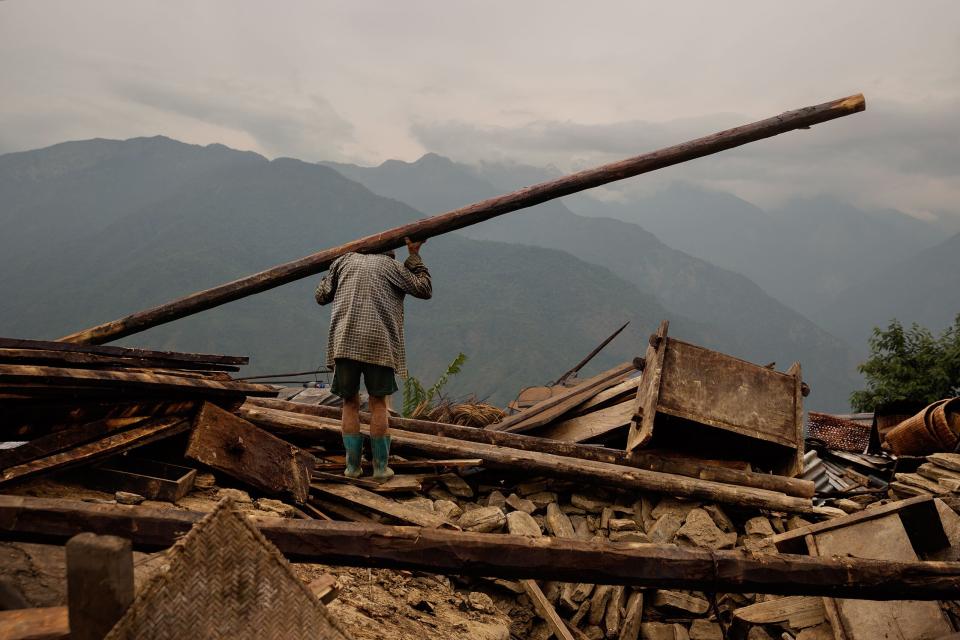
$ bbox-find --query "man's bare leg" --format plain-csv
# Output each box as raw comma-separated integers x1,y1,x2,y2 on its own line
369,395,394,481
340,394,363,477
369,395,388,437
342,394,361,435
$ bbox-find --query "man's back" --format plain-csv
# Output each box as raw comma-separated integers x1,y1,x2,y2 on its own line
315,251,431,378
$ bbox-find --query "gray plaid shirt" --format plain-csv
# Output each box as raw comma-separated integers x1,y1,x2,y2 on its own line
315,252,432,377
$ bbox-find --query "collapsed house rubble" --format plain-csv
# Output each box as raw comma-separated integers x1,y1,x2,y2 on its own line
2,327,960,640
7,93,959,639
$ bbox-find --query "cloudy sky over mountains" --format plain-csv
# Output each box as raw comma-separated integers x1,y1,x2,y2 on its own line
2,1,959,220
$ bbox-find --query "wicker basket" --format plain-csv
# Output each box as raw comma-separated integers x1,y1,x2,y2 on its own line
885,399,956,455
105,499,353,640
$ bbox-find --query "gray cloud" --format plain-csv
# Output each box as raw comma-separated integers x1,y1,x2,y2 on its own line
410,99,960,222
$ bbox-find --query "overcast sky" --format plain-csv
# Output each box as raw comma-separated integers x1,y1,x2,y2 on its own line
2,1,959,220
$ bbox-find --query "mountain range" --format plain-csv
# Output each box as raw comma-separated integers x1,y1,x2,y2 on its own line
4,136,953,410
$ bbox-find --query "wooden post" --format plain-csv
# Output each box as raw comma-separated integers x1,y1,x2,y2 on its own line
58,95,865,345
65,533,134,640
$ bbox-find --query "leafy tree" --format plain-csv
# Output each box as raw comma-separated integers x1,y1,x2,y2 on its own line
850,314,960,411
402,353,468,418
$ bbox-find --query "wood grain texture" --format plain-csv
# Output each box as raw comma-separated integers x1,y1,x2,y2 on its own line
242,402,814,499
628,321,668,451
4,494,960,600
656,339,799,448
241,405,817,513
58,94,866,345
0,606,69,640
491,362,637,433
186,402,315,503
534,399,634,442
0,417,190,485
0,337,246,366
0,364,274,397
311,483,452,528
521,580,576,640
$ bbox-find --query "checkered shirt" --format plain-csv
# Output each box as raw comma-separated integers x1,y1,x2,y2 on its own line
315,252,432,378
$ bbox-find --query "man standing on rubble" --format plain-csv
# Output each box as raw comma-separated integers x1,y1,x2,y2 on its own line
315,237,432,481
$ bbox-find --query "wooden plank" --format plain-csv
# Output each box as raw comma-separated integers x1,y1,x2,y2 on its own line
0,364,275,396
312,458,483,472
311,482,452,528
813,513,953,639
805,534,848,640
490,362,637,433
0,416,148,469
534,399,634,442
627,321,668,451
58,94,866,346
1,398,201,440
521,579,576,640
0,607,69,640
0,417,191,485
575,376,641,413
309,497,379,523
0,348,240,372
248,400,813,498
241,406,820,514
618,591,643,640
786,361,805,477
186,402,315,503
308,575,340,605
4,494,960,600
311,470,422,494
656,339,799,448
0,336,247,366
733,596,825,628
771,495,941,554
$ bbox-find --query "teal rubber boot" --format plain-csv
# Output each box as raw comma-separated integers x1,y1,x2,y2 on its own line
342,433,363,478
370,435,395,482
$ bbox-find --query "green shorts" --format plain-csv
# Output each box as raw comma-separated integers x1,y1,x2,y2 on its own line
331,358,398,398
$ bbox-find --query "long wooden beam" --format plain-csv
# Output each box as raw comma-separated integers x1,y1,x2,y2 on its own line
0,495,956,600
59,94,865,345
244,398,814,498
238,405,821,513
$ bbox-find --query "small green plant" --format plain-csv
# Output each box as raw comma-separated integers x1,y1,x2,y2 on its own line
850,315,960,412
402,352,467,418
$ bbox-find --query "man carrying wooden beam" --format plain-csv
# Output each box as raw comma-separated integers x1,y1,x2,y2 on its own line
315,237,432,481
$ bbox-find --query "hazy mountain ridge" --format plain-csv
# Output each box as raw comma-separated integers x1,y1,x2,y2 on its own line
324,154,861,410
0,136,712,404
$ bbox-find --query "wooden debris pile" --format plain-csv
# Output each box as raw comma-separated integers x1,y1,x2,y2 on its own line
0,337,278,489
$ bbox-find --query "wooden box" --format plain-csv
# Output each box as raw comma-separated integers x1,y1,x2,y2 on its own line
96,457,196,502
628,321,805,476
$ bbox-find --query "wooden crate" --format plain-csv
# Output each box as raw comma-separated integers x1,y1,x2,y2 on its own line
628,320,805,476
96,457,196,502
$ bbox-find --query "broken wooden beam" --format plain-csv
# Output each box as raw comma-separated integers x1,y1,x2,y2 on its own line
186,402,315,503
0,336,247,368
241,404,817,511
0,364,275,397
310,482,451,528
0,417,191,486
243,399,814,498
2,495,958,600
58,94,865,345
521,579,577,640
0,606,70,640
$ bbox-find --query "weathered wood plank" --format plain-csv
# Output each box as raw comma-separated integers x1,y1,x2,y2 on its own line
491,362,637,433
186,402,314,503
575,376,641,414
627,321,668,451
245,400,813,499
521,579,576,640
311,482,451,528
732,596,825,628
0,336,247,366
534,400,634,443
0,417,190,485
0,606,69,640
58,94,866,346
0,365,274,396
240,406,819,513
2,495,959,600
0,348,240,372
656,339,799,448
0,416,148,469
